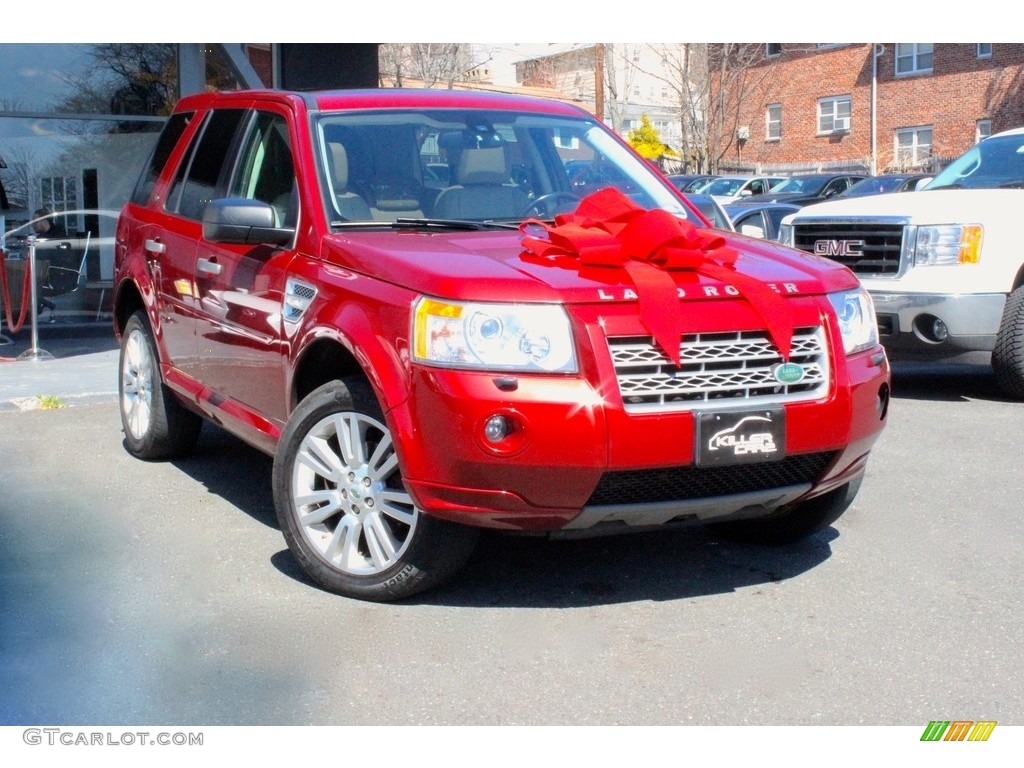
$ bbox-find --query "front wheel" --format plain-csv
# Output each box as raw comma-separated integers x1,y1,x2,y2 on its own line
708,475,863,545
272,379,479,601
992,285,1024,399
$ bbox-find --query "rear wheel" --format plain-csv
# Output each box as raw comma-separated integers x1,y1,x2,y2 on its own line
992,285,1024,399
709,475,863,545
119,310,202,460
272,378,479,601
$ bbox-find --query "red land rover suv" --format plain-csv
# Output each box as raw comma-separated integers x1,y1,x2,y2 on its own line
113,89,890,601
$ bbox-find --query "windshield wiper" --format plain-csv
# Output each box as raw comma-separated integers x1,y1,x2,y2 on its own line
329,218,520,231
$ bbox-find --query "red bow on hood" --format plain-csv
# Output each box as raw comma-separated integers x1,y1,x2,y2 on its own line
519,187,794,366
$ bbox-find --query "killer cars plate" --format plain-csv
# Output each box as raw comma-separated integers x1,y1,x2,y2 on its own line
695,408,785,467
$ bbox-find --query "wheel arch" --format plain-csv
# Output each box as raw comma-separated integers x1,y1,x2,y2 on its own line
290,330,409,418
113,279,147,338
1012,262,1024,292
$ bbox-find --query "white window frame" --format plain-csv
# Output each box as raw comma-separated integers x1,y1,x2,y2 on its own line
895,44,933,76
895,126,933,168
766,103,782,141
976,119,992,144
817,96,851,134
977,43,992,59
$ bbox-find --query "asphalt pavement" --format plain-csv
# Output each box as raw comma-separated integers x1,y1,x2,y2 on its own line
0,320,119,411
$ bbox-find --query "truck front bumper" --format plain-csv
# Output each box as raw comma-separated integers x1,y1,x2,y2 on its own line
870,290,1006,358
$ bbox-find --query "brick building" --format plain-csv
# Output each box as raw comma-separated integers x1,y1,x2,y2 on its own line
712,43,1024,175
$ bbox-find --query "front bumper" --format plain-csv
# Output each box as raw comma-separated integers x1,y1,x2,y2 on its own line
870,290,1005,357
390,341,890,533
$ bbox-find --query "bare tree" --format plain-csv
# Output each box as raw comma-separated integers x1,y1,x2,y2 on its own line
603,44,641,135
378,43,474,89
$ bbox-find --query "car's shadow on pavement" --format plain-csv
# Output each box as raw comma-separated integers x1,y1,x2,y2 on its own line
890,361,1011,403
167,424,277,529
166,419,837,609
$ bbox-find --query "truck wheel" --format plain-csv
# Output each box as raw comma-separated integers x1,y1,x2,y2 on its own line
272,379,479,601
709,475,863,546
119,310,202,460
992,286,1024,399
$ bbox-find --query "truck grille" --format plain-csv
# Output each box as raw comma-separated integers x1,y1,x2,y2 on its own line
791,222,905,275
609,326,829,414
585,451,838,506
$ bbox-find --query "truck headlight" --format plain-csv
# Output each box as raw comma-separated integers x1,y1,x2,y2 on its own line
829,288,878,355
913,224,983,266
413,298,578,373
779,223,794,247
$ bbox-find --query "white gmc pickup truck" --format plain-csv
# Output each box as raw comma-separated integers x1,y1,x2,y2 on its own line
780,126,1024,398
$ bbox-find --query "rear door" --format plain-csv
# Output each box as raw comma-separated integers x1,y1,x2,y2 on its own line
152,107,249,379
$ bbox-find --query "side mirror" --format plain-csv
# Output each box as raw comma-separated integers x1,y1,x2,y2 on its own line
202,199,293,247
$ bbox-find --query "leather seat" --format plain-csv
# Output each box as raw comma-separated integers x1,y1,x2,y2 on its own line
327,143,372,221
432,146,528,220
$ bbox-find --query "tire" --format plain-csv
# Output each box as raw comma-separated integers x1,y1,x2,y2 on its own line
272,378,479,601
992,285,1024,399
709,475,863,546
119,310,202,460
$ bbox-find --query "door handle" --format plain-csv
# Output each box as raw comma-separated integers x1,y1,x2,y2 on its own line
144,238,165,254
197,258,222,277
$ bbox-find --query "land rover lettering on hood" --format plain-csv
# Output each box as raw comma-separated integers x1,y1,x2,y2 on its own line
113,89,890,601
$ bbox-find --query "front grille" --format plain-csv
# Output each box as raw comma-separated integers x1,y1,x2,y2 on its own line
792,222,905,275
609,326,829,414
586,451,838,506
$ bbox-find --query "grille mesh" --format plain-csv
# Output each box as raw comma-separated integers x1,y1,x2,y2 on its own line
586,451,838,507
610,326,829,413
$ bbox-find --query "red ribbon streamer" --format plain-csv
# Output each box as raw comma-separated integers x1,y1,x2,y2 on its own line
519,188,794,366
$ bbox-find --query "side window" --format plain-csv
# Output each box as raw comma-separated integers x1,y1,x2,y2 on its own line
130,111,193,206
230,111,297,227
166,108,247,221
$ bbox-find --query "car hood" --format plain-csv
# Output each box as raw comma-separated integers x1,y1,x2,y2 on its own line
319,227,859,303
789,187,1024,223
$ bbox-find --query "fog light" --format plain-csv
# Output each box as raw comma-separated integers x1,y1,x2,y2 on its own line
484,415,510,443
932,318,948,342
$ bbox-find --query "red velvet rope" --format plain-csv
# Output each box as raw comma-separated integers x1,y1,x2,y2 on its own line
520,188,794,365
0,247,33,335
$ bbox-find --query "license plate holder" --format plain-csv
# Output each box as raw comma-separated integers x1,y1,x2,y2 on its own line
695,408,786,467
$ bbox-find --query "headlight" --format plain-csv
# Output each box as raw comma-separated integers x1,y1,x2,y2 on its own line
913,224,983,266
413,298,578,373
829,288,878,355
778,223,794,247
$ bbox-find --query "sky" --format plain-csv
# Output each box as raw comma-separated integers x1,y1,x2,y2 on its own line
2,2,1004,46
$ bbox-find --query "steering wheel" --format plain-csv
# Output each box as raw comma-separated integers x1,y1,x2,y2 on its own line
522,192,581,218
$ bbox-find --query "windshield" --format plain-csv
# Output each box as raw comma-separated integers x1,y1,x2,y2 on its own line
770,176,827,195
928,133,1024,190
312,108,690,226
701,177,748,196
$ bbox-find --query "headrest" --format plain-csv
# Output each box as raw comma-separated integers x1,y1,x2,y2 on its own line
328,143,349,189
456,146,507,185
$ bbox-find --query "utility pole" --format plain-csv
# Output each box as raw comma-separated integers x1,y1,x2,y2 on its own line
594,43,605,124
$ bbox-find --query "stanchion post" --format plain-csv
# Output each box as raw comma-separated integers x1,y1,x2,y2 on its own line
16,235,53,361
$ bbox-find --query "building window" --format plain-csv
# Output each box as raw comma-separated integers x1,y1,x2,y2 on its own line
766,44,782,58
766,104,782,140
977,43,993,58
895,126,933,168
818,96,851,134
39,176,80,234
895,43,933,75
976,119,992,143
